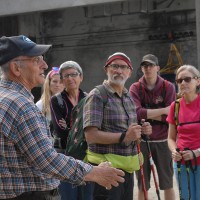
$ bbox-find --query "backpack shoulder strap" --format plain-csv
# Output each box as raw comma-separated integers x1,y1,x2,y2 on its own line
162,79,169,99
95,85,108,105
174,98,181,126
136,82,145,104
135,82,143,98
56,93,64,109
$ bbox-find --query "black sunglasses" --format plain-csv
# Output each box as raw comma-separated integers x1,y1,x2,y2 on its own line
175,77,198,84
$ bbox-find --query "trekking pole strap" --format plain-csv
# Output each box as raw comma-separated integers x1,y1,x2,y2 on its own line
176,148,182,167
184,148,197,172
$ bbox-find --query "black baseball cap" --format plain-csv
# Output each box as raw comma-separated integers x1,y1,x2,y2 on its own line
0,35,52,65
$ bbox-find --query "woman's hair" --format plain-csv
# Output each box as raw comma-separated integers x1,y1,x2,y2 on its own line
176,64,200,94
40,69,59,116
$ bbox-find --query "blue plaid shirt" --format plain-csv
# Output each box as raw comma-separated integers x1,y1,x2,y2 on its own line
0,80,92,199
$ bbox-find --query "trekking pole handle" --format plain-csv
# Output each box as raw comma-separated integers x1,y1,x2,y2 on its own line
176,148,182,166
140,119,150,141
141,134,149,141
184,148,190,167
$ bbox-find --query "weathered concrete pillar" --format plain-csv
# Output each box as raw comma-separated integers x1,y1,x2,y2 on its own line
196,0,200,69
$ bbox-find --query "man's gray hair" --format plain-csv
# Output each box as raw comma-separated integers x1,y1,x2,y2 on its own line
0,63,10,75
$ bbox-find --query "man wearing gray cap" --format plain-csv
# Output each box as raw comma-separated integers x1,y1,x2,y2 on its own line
0,35,125,200
129,54,176,200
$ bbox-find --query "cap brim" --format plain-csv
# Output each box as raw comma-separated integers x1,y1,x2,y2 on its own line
141,60,156,66
24,44,52,57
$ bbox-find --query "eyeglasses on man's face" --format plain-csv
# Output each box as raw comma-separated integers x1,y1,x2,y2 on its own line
175,76,198,84
62,72,80,79
12,56,44,65
141,63,156,69
108,64,130,71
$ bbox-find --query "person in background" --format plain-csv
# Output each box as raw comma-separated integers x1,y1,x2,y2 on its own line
167,65,200,200
129,54,176,200
36,67,64,132
83,52,152,200
50,61,92,200
0,35,125,200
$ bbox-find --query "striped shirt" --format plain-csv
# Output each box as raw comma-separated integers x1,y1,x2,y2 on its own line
0,80,92,199
83,81,138,156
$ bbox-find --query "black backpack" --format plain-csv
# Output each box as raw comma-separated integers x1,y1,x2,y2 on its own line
64,85,108,160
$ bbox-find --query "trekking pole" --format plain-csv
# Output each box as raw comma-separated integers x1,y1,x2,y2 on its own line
184,148,191,200
176,148,184,200
142,134,161,200
136,139,148,200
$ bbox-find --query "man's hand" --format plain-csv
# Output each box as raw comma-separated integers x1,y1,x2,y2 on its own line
84,165,125,190
124,123,142,143
141,121,152,136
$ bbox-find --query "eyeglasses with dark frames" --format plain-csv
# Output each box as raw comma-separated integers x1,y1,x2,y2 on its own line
62,72,80,79
108,64,130,70
141,63,155,68
175,76,198,84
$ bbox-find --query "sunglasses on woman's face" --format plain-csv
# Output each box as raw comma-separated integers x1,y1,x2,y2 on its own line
175,76,198,84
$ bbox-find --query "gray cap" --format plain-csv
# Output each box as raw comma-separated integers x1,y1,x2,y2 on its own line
141,54,158,66
59,61,83,76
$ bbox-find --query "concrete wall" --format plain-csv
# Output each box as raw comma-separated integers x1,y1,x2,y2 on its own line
0,0,197,94
0,0,124,16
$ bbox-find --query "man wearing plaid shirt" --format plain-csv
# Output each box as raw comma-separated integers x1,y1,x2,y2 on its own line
0,35,125,200
83,52,152,200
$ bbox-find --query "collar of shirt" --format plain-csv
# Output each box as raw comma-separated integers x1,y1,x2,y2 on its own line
0,80,34,101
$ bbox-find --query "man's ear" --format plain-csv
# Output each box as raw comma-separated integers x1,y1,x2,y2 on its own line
104,67,108,73
128,70,133,78
9,62,22,77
